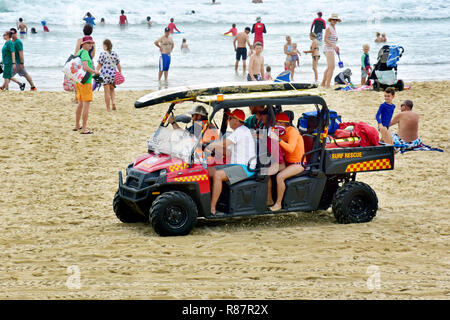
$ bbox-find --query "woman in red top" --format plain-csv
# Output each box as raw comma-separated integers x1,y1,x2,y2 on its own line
268,112,305,211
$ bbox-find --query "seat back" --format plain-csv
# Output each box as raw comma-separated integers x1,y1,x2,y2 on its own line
302,134,315,163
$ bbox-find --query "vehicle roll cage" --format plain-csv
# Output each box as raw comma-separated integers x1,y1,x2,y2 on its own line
204,96,331,173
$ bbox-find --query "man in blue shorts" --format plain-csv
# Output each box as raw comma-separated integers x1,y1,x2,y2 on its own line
154,27,174,81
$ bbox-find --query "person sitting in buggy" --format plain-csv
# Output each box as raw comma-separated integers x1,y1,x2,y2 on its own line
205,109,257,215
268,112,305,211
168,105,217,141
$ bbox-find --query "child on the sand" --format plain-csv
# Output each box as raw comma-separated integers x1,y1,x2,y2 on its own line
376,87,396,132
264,65,272,80
361,44,371,85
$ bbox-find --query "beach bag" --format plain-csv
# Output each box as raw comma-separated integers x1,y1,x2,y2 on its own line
106,52,125,85
63,74,75,91
298,110,341,134
62,54,90,84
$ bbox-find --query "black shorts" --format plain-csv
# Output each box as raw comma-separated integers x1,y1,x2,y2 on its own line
236,47,247,61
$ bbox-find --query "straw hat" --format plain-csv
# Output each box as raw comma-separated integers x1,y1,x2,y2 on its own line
328,13,342,23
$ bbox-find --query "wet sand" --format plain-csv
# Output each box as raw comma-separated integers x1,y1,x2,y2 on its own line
0,81,448,299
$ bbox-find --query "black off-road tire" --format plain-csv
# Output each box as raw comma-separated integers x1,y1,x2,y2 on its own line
113,191,147,223
318,180,339,211
332,181,378,224
150,191,198,236
373,80,380,92
397,79,404,91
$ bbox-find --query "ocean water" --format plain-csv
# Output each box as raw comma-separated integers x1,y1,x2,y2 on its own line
0,0,449,91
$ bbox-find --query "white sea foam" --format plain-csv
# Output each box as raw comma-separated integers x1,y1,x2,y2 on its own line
0,0,449,90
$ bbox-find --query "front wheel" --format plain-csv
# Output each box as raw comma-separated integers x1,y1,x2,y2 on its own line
113,191,147,223
150,191,198,236
332,181,378,224
397,79,404,91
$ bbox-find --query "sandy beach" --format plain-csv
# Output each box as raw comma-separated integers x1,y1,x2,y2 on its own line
0,81,448,299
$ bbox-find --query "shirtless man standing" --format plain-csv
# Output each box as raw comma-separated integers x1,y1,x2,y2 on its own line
17,18,28,36
380,100,421,149
154,27,174,81
233,27,252,73
247,42,264,81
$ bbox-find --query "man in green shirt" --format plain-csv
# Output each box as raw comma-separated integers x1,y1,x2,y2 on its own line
1,31,16,90
10,28,36,91
74,36,99,135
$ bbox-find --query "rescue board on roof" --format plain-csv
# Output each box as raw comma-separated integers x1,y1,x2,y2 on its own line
134,81,317,108
196,89,323,103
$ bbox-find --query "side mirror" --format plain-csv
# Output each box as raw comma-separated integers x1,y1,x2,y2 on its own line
175,114,191,124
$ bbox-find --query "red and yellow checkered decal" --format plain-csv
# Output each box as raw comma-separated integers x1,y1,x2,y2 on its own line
168,163,189,172
174,174,209,182
345,158,391,172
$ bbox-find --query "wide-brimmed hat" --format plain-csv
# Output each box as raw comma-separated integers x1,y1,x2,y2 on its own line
328,13,342,22
80,36,95,45
187,105,208,117
225,109,245,122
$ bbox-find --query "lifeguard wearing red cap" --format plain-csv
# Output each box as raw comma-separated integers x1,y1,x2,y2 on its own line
275,112,290,124
226,109,245,122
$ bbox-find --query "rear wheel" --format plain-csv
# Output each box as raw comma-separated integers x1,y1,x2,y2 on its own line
150,191,198,236
373,80,380,92
113,191,147,223
318,179,339,211
397,79,404,91
332,182,378,224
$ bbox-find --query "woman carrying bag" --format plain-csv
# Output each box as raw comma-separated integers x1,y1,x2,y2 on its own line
96,39,124,111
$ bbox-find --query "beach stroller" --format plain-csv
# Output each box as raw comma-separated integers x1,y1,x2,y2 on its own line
368,45,405,91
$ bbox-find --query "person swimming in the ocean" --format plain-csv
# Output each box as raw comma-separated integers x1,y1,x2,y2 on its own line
167,18,181,33
83,12,95,26
41,21,49,32
181,38,190,53
17,18,28,35
146,16,152,27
